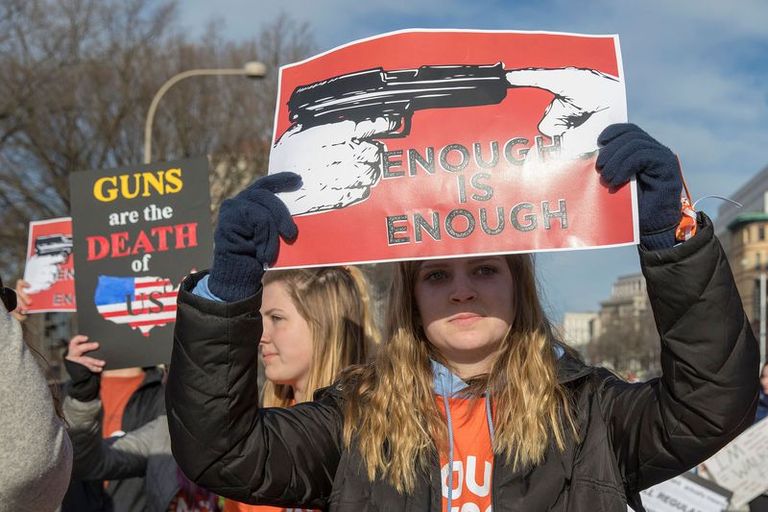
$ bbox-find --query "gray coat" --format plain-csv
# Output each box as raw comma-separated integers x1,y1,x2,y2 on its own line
0,305,72,512
63,397,179,512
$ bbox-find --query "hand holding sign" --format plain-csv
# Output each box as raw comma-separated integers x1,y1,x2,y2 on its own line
209,172,300,302
271,117,398,215
11,280,31,321
597,123,683,250
64,334,104,402
505,67,623,160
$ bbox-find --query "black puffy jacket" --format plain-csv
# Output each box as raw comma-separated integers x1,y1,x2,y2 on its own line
166,214,758,511
62,367,166,512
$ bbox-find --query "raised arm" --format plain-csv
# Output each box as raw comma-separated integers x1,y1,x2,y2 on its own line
62,335,152,480
593,125,759,492
601,213,757,491
166,173,344,509
63,395,159,480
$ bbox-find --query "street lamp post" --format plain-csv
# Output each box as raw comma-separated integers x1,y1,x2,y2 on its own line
143,61,267,164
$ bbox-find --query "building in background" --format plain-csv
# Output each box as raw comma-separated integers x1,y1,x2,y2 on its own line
575,273,659,379
598,273,649,331
715,164,768,363
562,312,600,357
717,164,768,252
725,213,768,363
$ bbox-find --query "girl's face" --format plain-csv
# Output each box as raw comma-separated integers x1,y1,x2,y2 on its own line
413,256,515,373
761,364,768,395
260,281,313,391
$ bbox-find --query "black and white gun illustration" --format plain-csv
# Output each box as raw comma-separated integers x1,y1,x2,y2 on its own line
35,234,74,259
288,63,509,137
23,234,73,293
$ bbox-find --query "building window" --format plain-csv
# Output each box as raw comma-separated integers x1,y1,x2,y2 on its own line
760,226,766,241
755,278,766,321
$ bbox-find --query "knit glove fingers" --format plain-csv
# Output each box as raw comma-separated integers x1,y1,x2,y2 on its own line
596,126,659,170
242,187,299,244
243,205,280,267
597,140,665,189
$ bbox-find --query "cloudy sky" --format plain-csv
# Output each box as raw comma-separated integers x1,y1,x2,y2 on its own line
180,0,768,321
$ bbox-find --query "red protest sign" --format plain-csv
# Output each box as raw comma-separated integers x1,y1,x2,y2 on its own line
22,217,76,312
269,30,635,267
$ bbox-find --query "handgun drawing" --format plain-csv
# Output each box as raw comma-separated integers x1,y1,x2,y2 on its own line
35,234,74,259
288,63,509,137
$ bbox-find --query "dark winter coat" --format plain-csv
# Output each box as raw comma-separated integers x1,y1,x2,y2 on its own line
166,214,758,511
61,367,165,512
63,397,180,512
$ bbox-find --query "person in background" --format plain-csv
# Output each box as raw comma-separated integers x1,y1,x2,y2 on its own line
63,335,221,512
223,266,380,512
747,362,768,512
0,274,72,512
15,279,165,512
756,362,768,423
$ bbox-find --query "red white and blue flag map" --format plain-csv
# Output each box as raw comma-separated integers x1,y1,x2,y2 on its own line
94,276,178,336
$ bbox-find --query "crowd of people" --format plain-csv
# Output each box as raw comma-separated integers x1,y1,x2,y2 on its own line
0,124,762,512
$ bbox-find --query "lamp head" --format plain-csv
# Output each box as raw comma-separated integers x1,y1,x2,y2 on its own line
244,61,267,79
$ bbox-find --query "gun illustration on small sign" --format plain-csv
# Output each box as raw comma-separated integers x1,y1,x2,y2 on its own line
288,63,509,137
35,234,74,259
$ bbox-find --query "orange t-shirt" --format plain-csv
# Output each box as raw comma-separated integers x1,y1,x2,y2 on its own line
100,373,145,438
223,500,313,512
436,396,494,512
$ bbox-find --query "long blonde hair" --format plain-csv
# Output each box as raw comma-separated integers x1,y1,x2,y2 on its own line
342,254,577,493
262,266,380,407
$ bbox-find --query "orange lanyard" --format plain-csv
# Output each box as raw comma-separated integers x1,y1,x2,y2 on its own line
675,155,697,242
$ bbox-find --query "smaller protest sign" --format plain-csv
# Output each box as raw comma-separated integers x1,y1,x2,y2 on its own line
70,158,213,369
21,217,76,313
635,472,731,512
702,419,768,508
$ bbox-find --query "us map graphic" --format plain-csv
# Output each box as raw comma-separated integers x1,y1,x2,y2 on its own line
94,275,178,336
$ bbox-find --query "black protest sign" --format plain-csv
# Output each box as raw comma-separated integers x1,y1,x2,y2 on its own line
70,158,212,369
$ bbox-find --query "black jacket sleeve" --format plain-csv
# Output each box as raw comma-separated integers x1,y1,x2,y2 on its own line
165,273,344,508
599,213,759,493
63,396,151,480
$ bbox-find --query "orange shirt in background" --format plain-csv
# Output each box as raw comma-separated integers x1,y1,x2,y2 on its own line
223,500,313,512
437,396,494,512
100,373,144,438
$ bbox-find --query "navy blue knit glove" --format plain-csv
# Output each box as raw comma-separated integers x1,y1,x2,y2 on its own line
209,172,301,302
597,124,682,250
